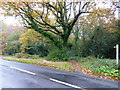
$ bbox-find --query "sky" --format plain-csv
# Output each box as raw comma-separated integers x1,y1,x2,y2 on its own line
0,1,119,26
0,15,22,26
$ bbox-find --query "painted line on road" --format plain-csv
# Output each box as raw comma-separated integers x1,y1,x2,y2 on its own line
10,66,36,75
50,78,84,89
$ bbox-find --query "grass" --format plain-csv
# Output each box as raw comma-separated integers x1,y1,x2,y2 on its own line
2,57,75,72
46,62,74,71
2,56,119,81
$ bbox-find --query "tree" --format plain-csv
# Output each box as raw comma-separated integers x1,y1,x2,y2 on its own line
19,29,49,56
0,20,9,54
1,30,22,55
19,29,41,52
70,7,119,58
2,1,95,49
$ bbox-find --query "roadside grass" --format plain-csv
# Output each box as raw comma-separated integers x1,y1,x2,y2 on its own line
76,57,120,81
46,62,74,71
2,56,119,81
2,57,75,72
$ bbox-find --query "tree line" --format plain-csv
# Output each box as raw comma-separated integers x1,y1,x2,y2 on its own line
0,1,119,60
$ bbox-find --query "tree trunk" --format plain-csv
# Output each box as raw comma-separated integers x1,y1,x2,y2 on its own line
62,27,72,48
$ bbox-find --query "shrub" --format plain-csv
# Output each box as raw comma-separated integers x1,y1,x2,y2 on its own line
30,55,39,59
95,66,119,78
46,49,70,61
4,42,21,55
25,44,49,57
15,53,39,59
22,53,31,58
88,61,119,79
15,53,25,58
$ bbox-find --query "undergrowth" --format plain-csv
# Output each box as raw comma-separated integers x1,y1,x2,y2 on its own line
77,56,119,80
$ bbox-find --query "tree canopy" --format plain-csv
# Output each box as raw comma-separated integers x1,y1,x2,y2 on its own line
1,1,95,48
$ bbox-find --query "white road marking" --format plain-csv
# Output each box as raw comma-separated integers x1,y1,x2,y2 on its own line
10,66,36,75
3,64,84,89
50,78,83,89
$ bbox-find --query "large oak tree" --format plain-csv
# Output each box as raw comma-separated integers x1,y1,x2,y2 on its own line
1,1,95,48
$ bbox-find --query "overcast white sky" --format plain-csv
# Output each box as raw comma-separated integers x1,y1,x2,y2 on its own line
0,16,21,26
0,1,119,26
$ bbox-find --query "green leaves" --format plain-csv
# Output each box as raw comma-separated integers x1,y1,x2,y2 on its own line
46,48,70,61
15,53,39,59
98,66,119,77
79,58,119,79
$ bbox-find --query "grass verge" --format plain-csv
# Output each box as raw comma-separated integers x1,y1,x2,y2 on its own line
2,57,75,72
2,56,119,81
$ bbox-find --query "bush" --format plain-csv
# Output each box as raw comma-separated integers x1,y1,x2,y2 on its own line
46,49,70,61
15,53,31,58
22,53,31,58
84,58,119,79
15,53,39,59
29,55,39,59
4,42,21,55
25,44,49,57
95,66,119,79
15,53,25,58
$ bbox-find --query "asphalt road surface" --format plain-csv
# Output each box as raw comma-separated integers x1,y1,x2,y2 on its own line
0,58,119,89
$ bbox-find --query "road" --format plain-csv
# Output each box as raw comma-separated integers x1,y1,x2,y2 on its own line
0,58,119,89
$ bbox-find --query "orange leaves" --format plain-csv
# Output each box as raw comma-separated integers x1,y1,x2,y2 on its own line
78,7,117,34
51,2,57,6
86,8,116,29
19,29,41,52
89,8,115,19
20,29,40,43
